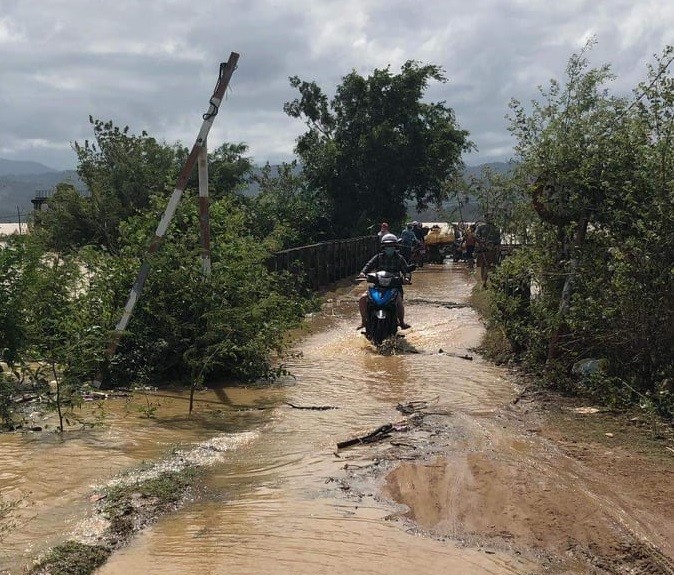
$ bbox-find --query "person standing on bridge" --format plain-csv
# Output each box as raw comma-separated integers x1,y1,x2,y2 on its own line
399,222,420,263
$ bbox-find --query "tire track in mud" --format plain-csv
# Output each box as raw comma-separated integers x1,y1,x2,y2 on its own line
334,400,674,575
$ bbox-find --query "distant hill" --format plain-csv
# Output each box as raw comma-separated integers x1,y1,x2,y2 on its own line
0,158,84,221
463,161,514,178
407,161,516,224
0,157,515,223
0,158,58,177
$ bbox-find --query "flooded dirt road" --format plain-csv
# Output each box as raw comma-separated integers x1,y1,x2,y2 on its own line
2,263,673,574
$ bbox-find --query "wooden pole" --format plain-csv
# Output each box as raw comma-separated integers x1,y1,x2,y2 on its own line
198,139,211,277
95,52,239,387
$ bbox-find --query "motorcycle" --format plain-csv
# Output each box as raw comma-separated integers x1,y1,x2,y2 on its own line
362,266,415,346
410,243,426,267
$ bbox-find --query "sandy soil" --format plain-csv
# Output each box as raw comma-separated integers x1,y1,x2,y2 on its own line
336,385,674,574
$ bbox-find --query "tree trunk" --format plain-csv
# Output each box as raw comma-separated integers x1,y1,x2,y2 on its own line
547,215,589,362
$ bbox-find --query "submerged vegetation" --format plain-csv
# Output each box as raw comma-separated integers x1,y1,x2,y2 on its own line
0,120,321,431
27,464,201,575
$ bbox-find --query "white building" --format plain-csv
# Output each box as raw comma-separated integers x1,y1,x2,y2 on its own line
0,222,24,237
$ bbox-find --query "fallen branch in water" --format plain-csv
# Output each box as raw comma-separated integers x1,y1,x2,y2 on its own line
337,423,394,449
396,397,440,415
285,402,339,411
437,349,473,360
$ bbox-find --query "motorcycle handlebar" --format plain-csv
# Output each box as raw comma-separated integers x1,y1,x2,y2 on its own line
356,268,415,283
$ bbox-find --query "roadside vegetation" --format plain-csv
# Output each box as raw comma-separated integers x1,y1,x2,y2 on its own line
2,44,673,573
0,60,468,432
0,121,320,432
472,41,673,419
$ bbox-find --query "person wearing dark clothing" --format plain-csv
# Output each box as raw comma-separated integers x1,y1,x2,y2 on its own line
412,221,427,243
356,233,411,330
463,225,477,259
399,223,419,262
475,221,501,286
411,221,428,266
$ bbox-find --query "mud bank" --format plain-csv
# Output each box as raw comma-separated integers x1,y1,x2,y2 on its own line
332,382,674,575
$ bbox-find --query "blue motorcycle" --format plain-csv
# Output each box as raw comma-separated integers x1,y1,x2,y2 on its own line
363,268,414,346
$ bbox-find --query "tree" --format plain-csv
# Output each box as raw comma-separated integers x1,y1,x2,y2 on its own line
37,120,255,253
33,183,96,252
247,161,332,250
284,61,472,236
0,237,41,369
72,118,183,249
107,193,312,386
495,41,674,413
208,142,254,199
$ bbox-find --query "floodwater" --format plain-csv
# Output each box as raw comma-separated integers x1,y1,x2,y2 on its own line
6,262,654,574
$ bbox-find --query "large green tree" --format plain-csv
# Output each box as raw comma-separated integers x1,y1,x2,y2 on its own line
284,61,472,236
37,119,253,252
490,42,674,413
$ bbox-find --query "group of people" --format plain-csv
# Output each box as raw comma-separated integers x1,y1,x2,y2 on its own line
357,219,502,330
455,221,502,286
377,221,427,262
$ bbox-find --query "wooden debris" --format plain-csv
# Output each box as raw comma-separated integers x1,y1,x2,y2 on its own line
337,424,394,449
437,348,473,360
284,402,338,411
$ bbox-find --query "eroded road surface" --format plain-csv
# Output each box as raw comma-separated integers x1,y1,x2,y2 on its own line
1,264,672,574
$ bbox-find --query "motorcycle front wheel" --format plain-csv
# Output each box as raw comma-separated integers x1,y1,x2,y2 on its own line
371,317,389,346
368,308,398,346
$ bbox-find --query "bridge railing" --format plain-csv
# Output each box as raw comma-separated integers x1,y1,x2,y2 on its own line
268,236,380,290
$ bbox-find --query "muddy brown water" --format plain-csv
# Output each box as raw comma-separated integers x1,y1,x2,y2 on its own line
2,264,670,574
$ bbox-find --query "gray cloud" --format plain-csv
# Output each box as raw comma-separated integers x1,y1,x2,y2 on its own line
1,0,672,170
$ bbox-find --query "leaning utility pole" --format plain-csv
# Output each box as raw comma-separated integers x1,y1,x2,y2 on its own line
95,52,239,387
198,139,211,276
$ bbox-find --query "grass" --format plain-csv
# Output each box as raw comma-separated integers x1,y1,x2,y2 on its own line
27,465,200,575
469,282,515,365
28,541,109,575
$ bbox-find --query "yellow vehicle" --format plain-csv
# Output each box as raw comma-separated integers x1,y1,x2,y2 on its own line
422,222,456,263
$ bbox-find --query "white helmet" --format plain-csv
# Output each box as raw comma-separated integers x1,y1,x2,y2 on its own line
381,233,399,246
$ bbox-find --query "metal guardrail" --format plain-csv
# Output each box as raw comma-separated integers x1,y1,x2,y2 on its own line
268,236,380,290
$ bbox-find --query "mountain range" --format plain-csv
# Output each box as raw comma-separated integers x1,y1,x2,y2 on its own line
0,158,513,222
0,160,84,221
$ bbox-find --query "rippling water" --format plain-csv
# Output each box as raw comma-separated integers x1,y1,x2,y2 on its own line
1,263,525,574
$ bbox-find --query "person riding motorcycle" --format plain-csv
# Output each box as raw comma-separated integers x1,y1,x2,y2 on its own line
356,233,412,330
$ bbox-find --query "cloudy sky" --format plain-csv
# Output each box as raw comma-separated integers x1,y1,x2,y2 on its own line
1,0,672,170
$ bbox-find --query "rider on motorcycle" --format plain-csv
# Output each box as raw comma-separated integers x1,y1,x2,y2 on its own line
356,233,412,330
